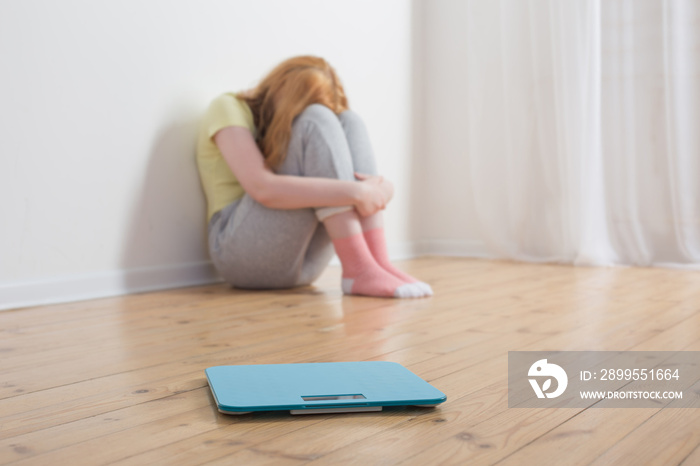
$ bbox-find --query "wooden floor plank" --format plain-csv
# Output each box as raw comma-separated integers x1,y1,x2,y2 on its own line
680,443,700,465
1,258,699,465
589,407,700,466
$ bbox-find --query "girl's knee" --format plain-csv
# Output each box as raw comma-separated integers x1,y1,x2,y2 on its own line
296,103,338,127
290,103,348,152
338,108,363,127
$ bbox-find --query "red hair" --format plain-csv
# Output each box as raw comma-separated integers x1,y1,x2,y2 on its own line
238,56,349,169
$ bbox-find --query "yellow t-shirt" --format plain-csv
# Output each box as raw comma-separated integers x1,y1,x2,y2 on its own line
196,93,256,222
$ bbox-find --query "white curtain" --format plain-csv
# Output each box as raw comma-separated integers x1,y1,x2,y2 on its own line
465,0,700,268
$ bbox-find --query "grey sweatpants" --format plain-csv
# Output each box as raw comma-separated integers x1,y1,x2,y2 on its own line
208,104,378,289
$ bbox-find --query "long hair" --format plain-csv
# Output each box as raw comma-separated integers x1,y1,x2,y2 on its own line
237,56,349,169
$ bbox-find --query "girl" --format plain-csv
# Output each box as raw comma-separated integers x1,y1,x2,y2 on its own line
196,56,432,298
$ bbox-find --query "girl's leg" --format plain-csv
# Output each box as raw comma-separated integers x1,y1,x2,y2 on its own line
208,195,325,289
337,110,433,295
296,105,424,297
323,210,422,298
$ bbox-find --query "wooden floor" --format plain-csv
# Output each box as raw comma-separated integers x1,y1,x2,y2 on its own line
2,257,700,465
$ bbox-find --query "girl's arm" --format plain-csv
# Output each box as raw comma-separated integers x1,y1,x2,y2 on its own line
214,126,393,217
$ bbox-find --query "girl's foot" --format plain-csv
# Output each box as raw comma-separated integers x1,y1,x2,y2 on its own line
333,233,427,298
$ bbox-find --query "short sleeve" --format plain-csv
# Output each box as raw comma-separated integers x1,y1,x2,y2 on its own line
204,94,255,139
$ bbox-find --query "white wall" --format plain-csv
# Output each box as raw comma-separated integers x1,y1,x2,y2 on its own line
0,0,414,310
411,0,487,258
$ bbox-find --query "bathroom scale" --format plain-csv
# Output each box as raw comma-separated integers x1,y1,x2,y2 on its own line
205,361,446,415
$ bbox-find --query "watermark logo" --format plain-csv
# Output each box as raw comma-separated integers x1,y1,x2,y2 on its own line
510,351,699,408
528,359,568,398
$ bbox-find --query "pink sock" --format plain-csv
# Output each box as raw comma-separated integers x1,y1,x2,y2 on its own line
332,233,421,298
363,227,433,295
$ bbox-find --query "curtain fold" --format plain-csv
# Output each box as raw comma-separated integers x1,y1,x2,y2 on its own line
465,0,700,268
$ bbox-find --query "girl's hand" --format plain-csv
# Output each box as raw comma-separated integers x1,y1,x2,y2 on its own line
354,172,394,217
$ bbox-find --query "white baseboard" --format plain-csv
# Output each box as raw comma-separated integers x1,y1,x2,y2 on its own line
0,261,222,312
1,239,490,311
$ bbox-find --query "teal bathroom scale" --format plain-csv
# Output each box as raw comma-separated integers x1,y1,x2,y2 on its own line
205,361,446,415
